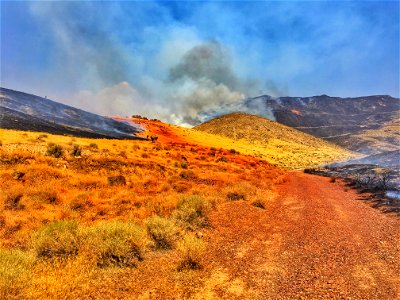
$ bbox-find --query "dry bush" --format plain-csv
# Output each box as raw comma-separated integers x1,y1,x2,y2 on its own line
3,191,24,210
179,161,188,169
69,194,93,211
108,175,126,186
177,235,206,271
31,220,80,259
179,170,197,180
70,144,82,157
251,199,266,209
23,166,64,184
172,182,191,193
30,188,59,204
173,196,210,230
226,192,245,201
216,156,229,163
82,221,147,268
0,150,33,165
89,143,98,149
46,143,64,158
145,216,179,250
0,249,34,299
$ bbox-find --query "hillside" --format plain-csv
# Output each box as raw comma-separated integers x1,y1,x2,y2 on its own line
1,126,399,299
0,87,143,139
333,119,400,155
201,94,400,154
194,112,355,168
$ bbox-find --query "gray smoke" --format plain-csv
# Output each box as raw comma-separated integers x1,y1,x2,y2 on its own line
168,41,239,90
163,41,265,125
29,2,284,126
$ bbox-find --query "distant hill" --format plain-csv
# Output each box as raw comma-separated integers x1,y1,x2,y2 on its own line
334,150,400,168
332,119,400,155
194,112,355,168
0,87,144,139
201,94,400,154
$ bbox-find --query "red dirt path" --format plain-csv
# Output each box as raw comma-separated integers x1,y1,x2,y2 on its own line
203,172,400,299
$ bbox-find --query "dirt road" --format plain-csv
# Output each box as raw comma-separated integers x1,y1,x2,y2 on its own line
201,172,400,299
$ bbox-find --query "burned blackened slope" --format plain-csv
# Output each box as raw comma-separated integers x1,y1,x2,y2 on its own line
246,94,400,154
0,87,144,139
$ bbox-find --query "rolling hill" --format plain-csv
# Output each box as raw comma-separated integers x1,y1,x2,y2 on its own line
0,87,144,139
201,94,400,154
193,112,355,168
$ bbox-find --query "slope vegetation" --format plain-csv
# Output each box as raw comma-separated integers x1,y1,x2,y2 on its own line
333,119,400,155
0,87,143,139
201,94,399,154
1,126,398,299
194,112,355,168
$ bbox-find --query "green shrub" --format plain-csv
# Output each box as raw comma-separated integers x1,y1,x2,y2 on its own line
173,196,210,230
70,144,82,157
31,220,80,259
145,216,178,250
83,221,147,268
0,249,34,299
46,143,64,158
177,235,206,271
89,143,98,149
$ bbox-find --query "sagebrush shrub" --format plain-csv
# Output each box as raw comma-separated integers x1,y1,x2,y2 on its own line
3,191,24,210
0,249,34,299
173,196,210,230
70,144,82,157
226,192,245,201
177,235,206,271
46,143,63,158
31,220,80,259
145,216,178,250
82,221,147,267
31,189,58,204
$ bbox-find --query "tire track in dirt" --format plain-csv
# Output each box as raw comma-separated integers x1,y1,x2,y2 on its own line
201,172,400,299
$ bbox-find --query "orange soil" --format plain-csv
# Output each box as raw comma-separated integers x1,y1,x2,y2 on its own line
202,172,400,299
62,171,400,299
114,117,188,144
1,122,399,299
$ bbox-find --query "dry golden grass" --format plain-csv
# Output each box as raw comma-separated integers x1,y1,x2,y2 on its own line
192,112,356,168
0,125,286,298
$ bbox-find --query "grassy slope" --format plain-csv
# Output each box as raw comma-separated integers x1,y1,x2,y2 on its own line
0,127,284,298
0,116,355,298
194,112,356,168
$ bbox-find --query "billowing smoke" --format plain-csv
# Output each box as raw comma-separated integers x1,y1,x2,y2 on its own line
66,41,257,126
164,42,251,125
26,2,285,126
168,42,239,89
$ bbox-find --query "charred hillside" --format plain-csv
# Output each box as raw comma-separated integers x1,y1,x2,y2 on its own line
0,87,144,139
202,94,399,154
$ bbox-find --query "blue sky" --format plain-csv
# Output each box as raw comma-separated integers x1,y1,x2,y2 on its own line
1,1,399,123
